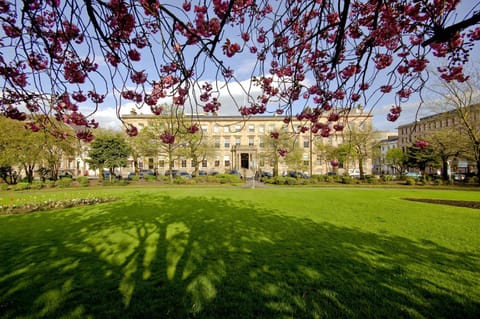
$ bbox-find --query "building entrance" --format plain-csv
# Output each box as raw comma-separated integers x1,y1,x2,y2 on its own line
240,153,249,169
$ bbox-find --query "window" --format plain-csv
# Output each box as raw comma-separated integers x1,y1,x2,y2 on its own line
181,160,187,168
148,158,154,169
214,137,220,148
224,126,230,133
303,154,309,167
224,155,230,167
259,159,265,166
268,124,275,132
214,125,220,133
191,160,196,167
215,159,220,167
235,137,241,146
259,125,265,133
224,137,230,148
202,160,207,168
259,137,265,148
303,140,309,148
316,155,322,165
248,124,255,132
201,125,208,132
248,137,254,146
235,125,241,132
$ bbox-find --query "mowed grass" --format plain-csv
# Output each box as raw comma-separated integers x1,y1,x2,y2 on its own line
0,187,479,319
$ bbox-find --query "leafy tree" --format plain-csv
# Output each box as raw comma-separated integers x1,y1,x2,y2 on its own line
125,128,158,177
178,131,217,177
87,131,131,181
424,129,470,180
41,123,80,180
404,143,440,176
1,1,479,139
345,122,380,178
0,116,44,183
385,148,406,176
284,147,307,174
261,130,295,177
141,105,199,181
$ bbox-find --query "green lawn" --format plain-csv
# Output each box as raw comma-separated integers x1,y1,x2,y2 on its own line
1,187,479,318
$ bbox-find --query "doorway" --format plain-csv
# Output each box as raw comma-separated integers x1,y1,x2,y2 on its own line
240,153,249,169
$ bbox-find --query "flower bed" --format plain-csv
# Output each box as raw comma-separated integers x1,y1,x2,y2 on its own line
0,197,117,215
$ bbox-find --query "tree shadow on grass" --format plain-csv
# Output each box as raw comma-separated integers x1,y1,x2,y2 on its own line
0,194,479,318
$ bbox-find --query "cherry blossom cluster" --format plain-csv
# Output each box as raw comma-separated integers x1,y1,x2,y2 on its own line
0,0,478,142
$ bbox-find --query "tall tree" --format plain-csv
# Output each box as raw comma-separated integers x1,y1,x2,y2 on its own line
405,142,440,176
424,128,470,180
261,130,295,177
178,131,217,177
345,122,379,178
1,1,479,140
427,69,480,183
385,148,406,176
87,131,131,181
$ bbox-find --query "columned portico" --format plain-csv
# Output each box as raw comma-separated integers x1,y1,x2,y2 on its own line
232,145,258,177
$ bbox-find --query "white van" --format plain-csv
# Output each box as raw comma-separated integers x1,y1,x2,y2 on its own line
348,169,360,178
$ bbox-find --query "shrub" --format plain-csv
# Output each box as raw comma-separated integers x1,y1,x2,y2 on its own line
146,175,157,182
467,176,479,185
173,177,187,184
405,178,416,185
31,181,44,189
216,174,242,184
1,183,9,191
341,176,354,184
14,182,31,191
77,176,90,187
57,178,73,188
364,175,378,184
44,180,56,188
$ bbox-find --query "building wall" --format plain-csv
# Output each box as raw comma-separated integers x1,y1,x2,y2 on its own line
122,112,373,177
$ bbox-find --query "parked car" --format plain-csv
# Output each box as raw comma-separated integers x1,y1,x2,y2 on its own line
192,170,207,177
453,173,466,181
178,171,192,179
164,169,179,178
287,171,308,178
228,169,243,178
403,172,421,179
128,170,155,179
348,169,361,178
209,171,219,176
58,171,73,179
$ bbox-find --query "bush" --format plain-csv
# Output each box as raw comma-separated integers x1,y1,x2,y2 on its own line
1,183,9,191
364,175,378,184
44,180,56,188
77,176,90,187
467,176,479,185
145,175,157,182
31,181,44,189
216,174,242,184
405,178,416,185
14,182,31,191
341,176,354,184
57,178,73,188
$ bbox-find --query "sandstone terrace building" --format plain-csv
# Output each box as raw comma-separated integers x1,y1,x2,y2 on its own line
121,111,373,178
